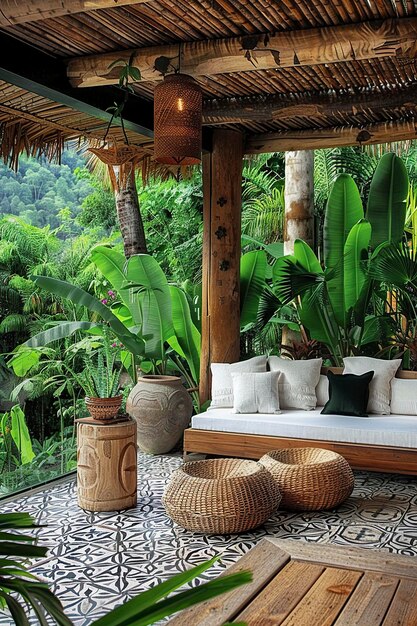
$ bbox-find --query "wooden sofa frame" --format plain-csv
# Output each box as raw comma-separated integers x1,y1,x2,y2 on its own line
183,429,417,475
184,368,417,475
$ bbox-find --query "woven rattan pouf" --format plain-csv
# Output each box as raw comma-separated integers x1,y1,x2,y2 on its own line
163,458,281,534
259,447,354,511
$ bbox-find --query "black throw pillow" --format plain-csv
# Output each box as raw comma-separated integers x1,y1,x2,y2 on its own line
321,370,374,417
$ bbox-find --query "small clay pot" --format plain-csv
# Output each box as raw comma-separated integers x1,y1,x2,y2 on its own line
85,396,123,421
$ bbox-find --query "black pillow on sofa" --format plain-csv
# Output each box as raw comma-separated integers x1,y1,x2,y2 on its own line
321,370,374,417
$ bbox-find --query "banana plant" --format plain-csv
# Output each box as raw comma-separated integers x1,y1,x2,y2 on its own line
270,153,409,362
20,249,201,388
366,152,408,249
0,406,35,470
240,250,267,330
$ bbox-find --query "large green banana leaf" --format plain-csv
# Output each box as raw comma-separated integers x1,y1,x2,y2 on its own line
90,246,140,326
125,255,175,361
358,315,396,346
9,347,40,376
299,290,341,360
9,406,34,465
366,152,408,249
324,173,363,328
90,246,126,291
343,219,372,316
290,240,340,357
23,321,99,349
167,286,201,384
240,250,267,329
30,276,144,356
293,239,322,274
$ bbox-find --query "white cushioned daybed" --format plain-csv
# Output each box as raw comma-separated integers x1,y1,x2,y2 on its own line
184,357,417,475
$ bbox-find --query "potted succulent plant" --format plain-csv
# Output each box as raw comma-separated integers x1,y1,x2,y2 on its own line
67,343,123,421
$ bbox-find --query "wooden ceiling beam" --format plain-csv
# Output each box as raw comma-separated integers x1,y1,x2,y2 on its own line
68,17,417,88
245,119,417,154
0,1,153,26
202,84,417,124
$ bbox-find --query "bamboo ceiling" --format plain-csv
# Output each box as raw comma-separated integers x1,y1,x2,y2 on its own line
2,0,417,154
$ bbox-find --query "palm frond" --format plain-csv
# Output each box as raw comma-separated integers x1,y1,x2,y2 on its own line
370,242,417,289
273,257,325,305
0,314,28,334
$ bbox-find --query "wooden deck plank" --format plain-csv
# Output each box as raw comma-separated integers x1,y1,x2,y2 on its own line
167,540,290,625
236,560,324,625
333,572,399,626
169,539,417,625
266,538,417,579
280,567,362,626
382,579,417,625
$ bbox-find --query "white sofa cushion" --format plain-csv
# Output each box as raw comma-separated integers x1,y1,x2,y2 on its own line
316,374,329,407
343,357,401,414
195,407,417,448
268,357,322,410
391,378,417,415
232,371,280,414
210,356,267,408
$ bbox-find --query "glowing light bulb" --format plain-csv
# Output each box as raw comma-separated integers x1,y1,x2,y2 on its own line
177,98,184,111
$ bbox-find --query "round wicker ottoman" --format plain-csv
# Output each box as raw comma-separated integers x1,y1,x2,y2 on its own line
163,458,281,534
259,448,354,511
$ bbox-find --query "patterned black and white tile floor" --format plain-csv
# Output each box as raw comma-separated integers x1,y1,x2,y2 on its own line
1,452,417,625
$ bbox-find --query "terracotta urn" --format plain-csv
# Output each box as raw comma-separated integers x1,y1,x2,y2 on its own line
126,375,193,454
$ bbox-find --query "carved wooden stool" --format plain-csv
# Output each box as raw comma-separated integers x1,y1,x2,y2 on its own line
77,417,137,512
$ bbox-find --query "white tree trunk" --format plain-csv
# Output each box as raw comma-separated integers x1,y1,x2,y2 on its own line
284,150,314,255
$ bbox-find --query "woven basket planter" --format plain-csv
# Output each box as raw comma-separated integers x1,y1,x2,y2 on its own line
85,396,123,421
163,458,281,534
259,447,354,511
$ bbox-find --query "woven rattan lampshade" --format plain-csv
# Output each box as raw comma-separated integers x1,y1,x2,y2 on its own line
154,74,202,165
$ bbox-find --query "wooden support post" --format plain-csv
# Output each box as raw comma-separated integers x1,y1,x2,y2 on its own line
199,129,244,404
284,151,314,255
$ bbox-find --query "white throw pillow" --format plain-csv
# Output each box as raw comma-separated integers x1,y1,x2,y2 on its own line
316,374,329,407
343,357,401,415
391,378,417,415
210,355,267,408
268,357,322,410
232,371,281,414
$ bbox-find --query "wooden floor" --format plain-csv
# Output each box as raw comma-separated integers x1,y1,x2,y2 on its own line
168,538,417,625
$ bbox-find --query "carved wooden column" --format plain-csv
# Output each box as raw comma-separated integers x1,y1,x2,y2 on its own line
77,417,137,512
199,129,244,404
284,150,314,254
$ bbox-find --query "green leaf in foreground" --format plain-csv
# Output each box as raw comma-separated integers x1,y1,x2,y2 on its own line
91,557,251,626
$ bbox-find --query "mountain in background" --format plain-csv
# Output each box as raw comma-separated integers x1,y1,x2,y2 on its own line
0,150,93,236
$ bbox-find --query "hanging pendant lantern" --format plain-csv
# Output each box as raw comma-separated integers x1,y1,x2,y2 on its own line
154,74,202,165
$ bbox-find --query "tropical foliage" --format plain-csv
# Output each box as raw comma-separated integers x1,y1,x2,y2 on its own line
270,153,414,364
3,145,417,496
